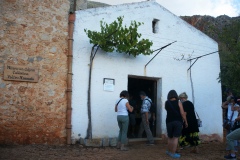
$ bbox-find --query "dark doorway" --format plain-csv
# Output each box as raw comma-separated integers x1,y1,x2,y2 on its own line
127,76,157,139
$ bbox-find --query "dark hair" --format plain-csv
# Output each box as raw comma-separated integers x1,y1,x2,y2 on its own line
167,90,179,100
120,90,129,98
226,89,232,94
230,96,238,103
139,91,146,96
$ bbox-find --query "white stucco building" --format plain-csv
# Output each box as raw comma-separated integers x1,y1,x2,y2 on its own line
72,1,222,141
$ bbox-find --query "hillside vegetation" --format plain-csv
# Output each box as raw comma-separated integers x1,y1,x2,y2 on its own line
181,15,240,94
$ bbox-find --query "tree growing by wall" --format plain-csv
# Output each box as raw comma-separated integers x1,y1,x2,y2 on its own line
219,20,240,95
84,16,153,139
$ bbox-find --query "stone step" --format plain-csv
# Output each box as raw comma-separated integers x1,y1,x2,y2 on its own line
77,137,162,147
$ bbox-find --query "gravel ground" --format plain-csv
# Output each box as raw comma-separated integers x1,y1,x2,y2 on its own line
0,140,234,160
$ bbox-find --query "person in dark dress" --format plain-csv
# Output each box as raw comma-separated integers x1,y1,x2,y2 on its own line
178,92,200,153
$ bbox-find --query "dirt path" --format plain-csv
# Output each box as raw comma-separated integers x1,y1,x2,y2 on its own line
0,140,232,160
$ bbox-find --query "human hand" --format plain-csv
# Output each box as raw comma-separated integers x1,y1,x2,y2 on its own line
152,116,156,121
146,120,149,124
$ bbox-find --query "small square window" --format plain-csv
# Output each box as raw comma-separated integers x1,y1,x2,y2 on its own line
152,19,159,33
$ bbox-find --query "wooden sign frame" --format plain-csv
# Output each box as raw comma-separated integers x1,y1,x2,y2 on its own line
3,64,39,83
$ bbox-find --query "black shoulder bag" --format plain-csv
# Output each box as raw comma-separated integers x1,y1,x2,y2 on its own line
195,111,202,127
231,112,240,131
223,111,234,130
116,98,124,106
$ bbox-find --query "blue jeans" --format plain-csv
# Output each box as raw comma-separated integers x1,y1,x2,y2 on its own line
117,115,129,144
226,128,240,151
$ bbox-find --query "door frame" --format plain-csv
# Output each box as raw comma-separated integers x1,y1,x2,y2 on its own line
128,75,162,138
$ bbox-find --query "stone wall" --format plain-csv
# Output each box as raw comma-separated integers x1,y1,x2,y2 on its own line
0,0,69,144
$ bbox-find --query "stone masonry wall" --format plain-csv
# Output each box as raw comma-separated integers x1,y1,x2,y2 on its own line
0,0,69,144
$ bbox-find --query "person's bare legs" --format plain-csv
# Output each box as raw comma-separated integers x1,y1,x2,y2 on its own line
167,138,172,152
171,137,179,153
168,137,178,153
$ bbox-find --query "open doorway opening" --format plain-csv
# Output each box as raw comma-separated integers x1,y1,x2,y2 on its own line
127,76,158,139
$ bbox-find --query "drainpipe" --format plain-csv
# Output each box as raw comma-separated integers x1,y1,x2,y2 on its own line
66,13,75,145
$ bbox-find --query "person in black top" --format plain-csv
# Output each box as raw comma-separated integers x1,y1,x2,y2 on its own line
165,90,188,158
128,94,137,138
178,92,200,154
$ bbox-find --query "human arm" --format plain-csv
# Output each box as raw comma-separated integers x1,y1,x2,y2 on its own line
231,103,239,111
115,98,124,112
145,112,149,124
178,101,188,128
143,100,151,124
234,107,240,121
235,111,240,121
152,112,156,121
150,102,156,121
235,116,240,121
126,102,134,112
222,101,228,109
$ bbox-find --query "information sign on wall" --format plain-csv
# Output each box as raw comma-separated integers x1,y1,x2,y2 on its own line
3,64,39,83
103,78,115,92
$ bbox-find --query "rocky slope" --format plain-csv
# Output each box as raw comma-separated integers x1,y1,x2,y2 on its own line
87,1,240,43
180,15,240,42
87,1,110,8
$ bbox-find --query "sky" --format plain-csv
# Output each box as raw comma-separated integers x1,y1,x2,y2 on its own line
92,0,240,17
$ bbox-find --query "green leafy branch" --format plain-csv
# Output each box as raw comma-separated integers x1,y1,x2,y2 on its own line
84,16,153,57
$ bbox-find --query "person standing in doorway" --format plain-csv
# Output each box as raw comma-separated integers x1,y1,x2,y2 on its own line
137,91,154,145
128,94,137,138
115,90,134,151
165,90,188,158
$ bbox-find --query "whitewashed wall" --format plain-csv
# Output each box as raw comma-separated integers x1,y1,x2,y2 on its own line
72,1,222,139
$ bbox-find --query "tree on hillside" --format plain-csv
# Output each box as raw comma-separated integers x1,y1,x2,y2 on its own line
219,20,240,95
84,16,153,139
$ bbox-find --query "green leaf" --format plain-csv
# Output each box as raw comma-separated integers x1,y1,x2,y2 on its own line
84,16,153,57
